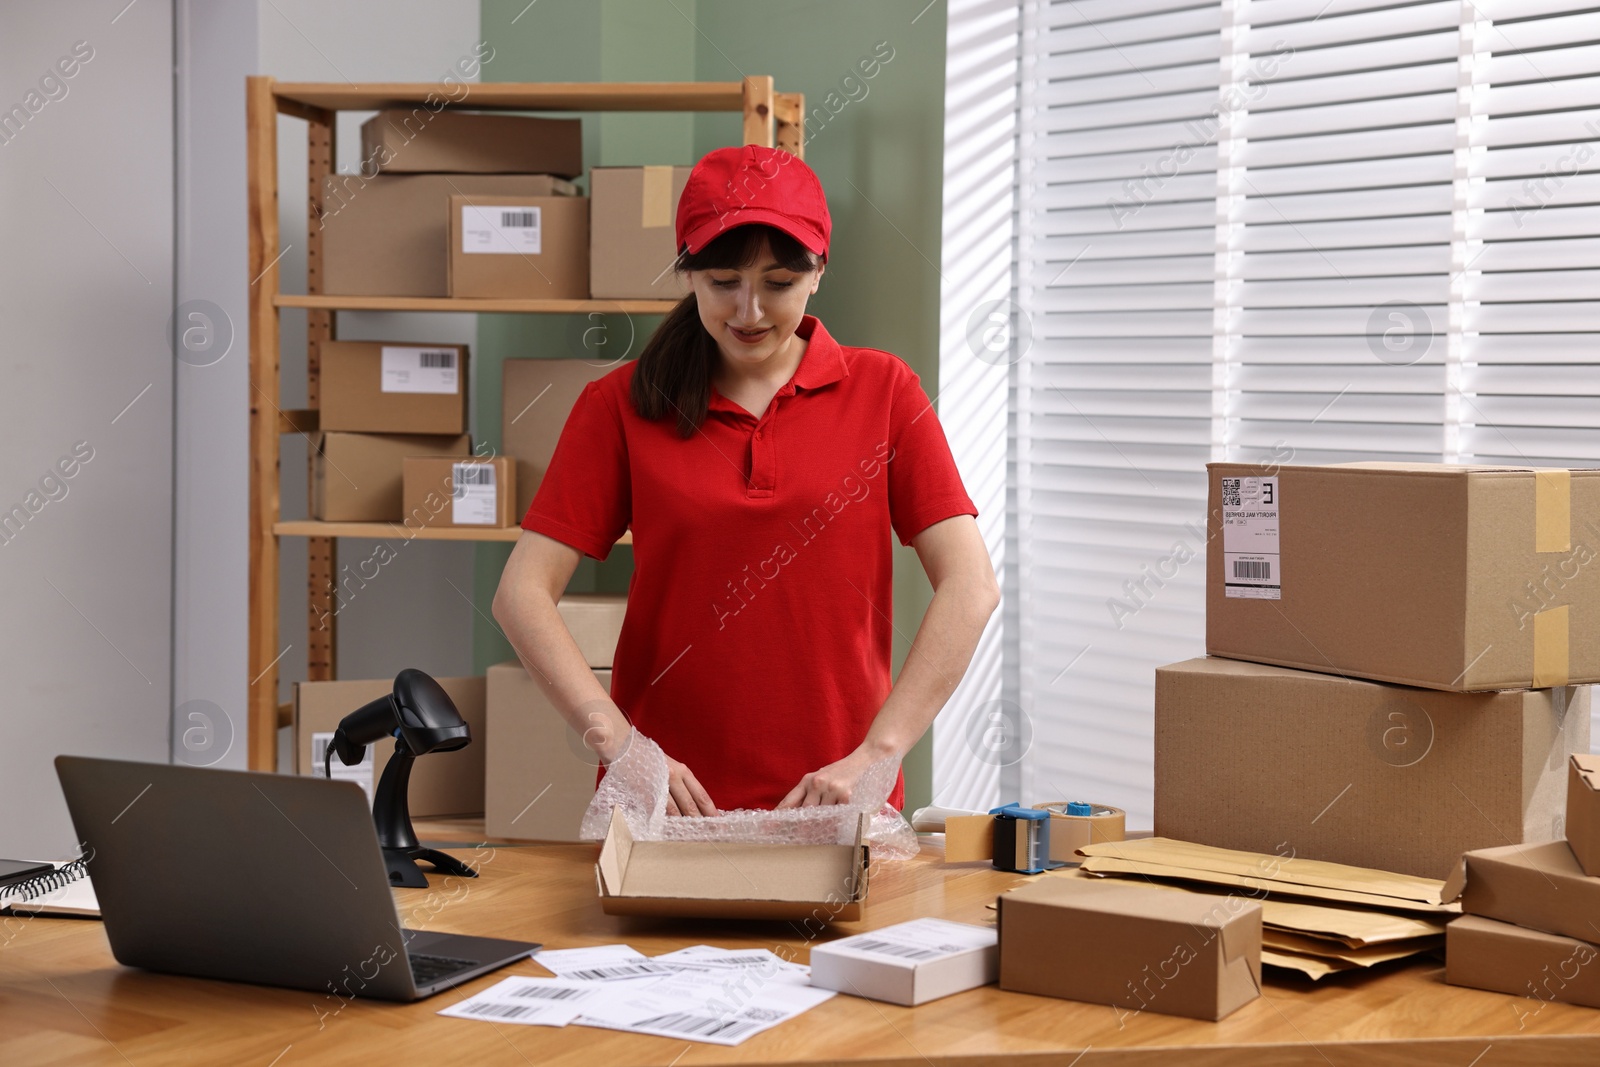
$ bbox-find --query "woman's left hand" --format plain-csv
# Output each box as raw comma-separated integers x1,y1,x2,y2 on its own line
776,746,883,808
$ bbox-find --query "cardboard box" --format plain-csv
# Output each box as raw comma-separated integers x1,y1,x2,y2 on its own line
320,341,468,435
310,431,471,522
1206,463,1600,691
321,173,578,296
294,676,486,817
447,194,589,300
502,359,621,519
595,807,870,920
557,594,626,668
998,875,1262,1021
402,456,516,529
484,660,608,842
1444,839,1600,944
360,110,581,177
808,919,997,1006
589,165,692,300
1446,914,1600,1010
1569,754,1600,876
1155,657,1589,880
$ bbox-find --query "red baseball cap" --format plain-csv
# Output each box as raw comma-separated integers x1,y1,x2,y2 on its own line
675,144,831,263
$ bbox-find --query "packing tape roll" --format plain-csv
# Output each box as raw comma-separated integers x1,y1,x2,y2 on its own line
1032,802,1126,863
1534,605,1571,688
641,166,674,229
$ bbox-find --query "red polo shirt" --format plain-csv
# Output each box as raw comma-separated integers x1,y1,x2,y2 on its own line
521,315,977,812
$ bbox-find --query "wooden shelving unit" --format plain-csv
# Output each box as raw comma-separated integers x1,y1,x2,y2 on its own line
246,75,804,770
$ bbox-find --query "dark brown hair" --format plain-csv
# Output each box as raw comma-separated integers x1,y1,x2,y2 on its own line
630,224,820,438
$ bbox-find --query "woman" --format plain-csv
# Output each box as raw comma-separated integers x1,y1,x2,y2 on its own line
491,144,998,818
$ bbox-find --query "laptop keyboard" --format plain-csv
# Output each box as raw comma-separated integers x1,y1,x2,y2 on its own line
410,952,479,987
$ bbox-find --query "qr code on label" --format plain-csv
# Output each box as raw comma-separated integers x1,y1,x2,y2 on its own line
1222,478,1242,507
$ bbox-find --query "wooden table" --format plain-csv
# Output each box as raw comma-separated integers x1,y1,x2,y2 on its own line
4,837,1600,1066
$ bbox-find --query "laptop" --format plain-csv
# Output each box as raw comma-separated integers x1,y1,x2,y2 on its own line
55,755,540,1000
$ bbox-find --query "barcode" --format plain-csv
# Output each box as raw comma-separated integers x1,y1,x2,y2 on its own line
740,1007,785,1022
511,985,586,1001
846,938,954,962
632,1012,761,1039
501,211,537,228
1222,478,1242,507
459,1001,543,1019
565,962,673,981
687,954,771,966
418,350,456,369
453,466,495,486
1233,560,1271,580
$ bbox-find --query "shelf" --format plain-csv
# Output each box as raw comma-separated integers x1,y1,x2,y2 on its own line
274,520,631,546
275,294,678,315
274,81,746,113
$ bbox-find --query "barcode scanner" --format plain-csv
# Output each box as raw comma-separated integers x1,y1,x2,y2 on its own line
324,669,477,887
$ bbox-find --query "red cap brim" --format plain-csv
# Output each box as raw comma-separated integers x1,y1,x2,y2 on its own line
682,207,828,261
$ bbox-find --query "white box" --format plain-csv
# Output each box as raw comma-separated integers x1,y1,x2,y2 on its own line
808,919,997,1006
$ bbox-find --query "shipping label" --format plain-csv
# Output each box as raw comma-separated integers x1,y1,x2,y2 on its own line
1222,475,1280,599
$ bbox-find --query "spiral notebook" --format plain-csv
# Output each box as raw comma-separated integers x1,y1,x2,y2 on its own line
0,858,100,919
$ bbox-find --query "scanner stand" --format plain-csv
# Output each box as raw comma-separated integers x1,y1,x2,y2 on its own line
373,742,480,888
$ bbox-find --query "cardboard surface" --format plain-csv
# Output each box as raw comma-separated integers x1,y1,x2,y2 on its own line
360,109,581,176
998,875,1262,1021
555,594,626,669
1155,657,1588,879
447,194,589,299
1446,914,1600,1010
319,341,467,435
589,165,692,300
401,456,516,529
501,358,621,520
808,919,998,1006
293,676,486,817
321,173,577,296
1443,839,1600,944
1569,754,1600,877
309,431,470,522
1206,462,1600,690
483,660,608,842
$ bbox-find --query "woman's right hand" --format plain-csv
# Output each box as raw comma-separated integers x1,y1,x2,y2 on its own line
664,756,719,817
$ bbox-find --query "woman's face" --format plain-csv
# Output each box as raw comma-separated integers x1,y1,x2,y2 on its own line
687,235,823,373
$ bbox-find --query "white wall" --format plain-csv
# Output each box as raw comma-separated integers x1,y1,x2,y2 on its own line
0,0,174,856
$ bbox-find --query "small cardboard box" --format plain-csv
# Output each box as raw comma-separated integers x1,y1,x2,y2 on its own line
402,456,516,529
589,165,692,300
1446,914,1600,1010
1443,839,1600,944
502,359,620,519
483,660,609,842
1568,754,1600,876
555,594,626,668
360,110,581,177
1207,463,1600,691
808,918,997,1005
1155,657,1588,880
310,431,471,522
998,875,1262,1021
447,194,589,300
294,676,486,817
320,341,467,436
321,173,578,296
595,807,870,921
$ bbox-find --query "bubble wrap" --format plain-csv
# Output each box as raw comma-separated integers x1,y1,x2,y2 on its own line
579,732,919,861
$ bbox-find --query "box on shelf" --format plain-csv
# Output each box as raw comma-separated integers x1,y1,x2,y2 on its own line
1443,839,1600,944
502,359,621,519
294,676,486,817
402,456,517,529
484,660,609,842
447,194,589,300
1155,657,1589,880
997,875,1262,1021
808,918,997,1006
589,165,692,300
595,806,870,920
360,110,581,177
1568,754,1600,877
319,341,468,435
1447,915,1600,1010
321,173,578,296
1206,463,1600,691
310,431,471,523
556,594,626,669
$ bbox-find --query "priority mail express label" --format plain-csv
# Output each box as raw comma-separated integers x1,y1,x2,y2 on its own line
1222,475,1280,599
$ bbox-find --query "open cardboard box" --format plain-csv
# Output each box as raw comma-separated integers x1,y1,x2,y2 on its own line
595,807,870,920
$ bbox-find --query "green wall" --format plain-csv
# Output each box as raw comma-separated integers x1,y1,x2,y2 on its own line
476,0,948,812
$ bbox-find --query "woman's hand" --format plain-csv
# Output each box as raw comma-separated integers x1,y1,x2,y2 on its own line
665,755,719,817
776,746,883,808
